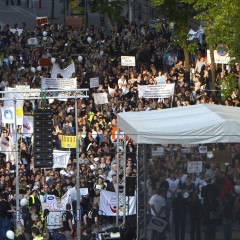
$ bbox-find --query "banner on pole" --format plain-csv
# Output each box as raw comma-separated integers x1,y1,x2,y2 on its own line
27,38,38,46
187,161,203,173
53,150,71,168
42,190,72,229
51,63,75,78
59,135,76,148
41,78,77,90
121,56,136,66
90,77,99,88
36,16,48,25
22,116,34,138
93,93,108,105
138,84,175,99
99,190,136,216
1,107,15,124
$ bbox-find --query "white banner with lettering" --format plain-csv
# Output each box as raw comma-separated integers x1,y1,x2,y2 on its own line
41,190,72,229
121,56,136,66
138,84,175,99
22,116,34,138
99,190,136,216
41,77,77,90
51,63,75,78
187,161,203,173
93,93,108,104
53,150,71,169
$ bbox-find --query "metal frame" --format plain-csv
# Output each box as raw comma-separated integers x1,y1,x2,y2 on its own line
0,89,89,240
116,129,127,227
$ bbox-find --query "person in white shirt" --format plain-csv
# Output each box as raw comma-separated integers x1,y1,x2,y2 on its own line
149,188,167,218
118,74,128,94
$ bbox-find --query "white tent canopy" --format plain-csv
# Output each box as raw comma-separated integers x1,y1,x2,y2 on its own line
117,104,240,145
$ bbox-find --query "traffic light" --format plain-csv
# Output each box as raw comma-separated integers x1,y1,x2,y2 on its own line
33,109,53,168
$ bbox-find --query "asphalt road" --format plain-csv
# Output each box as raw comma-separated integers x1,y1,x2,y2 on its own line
0,0,100,31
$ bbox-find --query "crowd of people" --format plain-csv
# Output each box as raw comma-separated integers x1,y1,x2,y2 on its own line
0,16,239,240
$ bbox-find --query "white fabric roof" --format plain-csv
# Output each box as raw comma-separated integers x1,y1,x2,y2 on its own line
117,104,240,145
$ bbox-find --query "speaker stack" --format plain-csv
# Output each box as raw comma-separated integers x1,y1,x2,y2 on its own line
126,177,136,197
33,109,53,168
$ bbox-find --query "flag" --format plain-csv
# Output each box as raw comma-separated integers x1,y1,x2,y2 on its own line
51,63,75,78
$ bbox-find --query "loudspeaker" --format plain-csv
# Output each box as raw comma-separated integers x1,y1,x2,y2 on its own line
34,109,53,168
126,177,136,196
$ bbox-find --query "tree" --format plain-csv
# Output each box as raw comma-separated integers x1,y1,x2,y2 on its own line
89,0,126,30
151,0,197,81
182,0,240,88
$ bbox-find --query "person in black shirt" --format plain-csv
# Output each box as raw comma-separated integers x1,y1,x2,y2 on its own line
0,193,12,240
83,203,99,228
62,203,73,240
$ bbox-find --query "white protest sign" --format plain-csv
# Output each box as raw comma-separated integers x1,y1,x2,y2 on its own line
42,190,72,229
121,56,136,66
93,93,108,104
156,76,166,84
207,49,231,64
138,84,175,99
198,146,207,154
187,161,203,173
152,146,165,156
27,38,38,46
10,29,23,36
90,77,99,88
53,150,71,169
41,77,77,90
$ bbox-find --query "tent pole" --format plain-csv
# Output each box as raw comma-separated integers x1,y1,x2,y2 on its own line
116,128,120,227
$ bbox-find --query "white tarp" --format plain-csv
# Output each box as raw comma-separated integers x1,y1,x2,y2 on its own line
117,104,240,144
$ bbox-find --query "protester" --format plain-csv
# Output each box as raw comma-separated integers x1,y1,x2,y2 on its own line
0,16,239,239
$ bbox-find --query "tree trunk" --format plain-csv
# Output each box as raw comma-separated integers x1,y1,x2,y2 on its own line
209,44,216,90
103,12,113,32
183,47,190,83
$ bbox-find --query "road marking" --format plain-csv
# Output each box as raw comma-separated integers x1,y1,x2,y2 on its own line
12,5,36,19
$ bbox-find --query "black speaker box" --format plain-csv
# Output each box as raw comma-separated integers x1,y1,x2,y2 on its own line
126,177,136,196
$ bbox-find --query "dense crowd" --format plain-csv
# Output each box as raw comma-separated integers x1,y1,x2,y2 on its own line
0,17,239,240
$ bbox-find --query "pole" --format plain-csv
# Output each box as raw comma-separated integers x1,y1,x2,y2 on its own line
14,99,20,229
75,97,81,240
84,0,87,31
123,134,127,224
128,0,133,23
116,128,120,227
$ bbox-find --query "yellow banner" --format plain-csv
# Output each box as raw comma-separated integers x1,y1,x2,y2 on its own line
59,135,76,148
70,0,84,15
16,108,23,116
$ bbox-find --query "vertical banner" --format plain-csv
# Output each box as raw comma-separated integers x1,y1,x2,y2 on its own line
1,107,15,124
22,116,34,138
